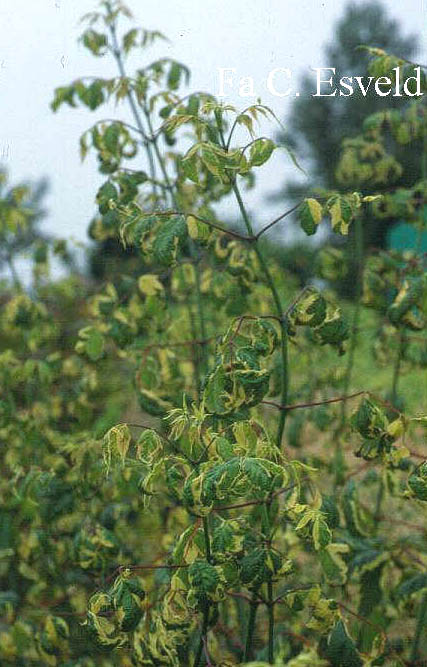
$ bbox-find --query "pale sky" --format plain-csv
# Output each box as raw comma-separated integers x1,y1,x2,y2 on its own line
1,0,426,251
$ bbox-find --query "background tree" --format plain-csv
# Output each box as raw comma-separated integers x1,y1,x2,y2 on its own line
272,1,422,294
277,1,417,197
0,168,75,287
0,169,48,285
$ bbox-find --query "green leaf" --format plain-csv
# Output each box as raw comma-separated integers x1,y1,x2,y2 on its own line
123,28,139,54
212,519,244,557
82,30,108,56
152,215,187,266
136,429,163,465
359,565,384,617
103,123,121,153
249,138,276,167
137,388,172,417
388,277,425,328
394,573,427,604
299,198,323,236
75,326,105,361
188,560,221,601
182,152,200,184
320,495,340,530
103,423,131,470
85,328,105,362
241,547,282,588
84,81,105,110
203,365,228,415
290,291,327,328
407,461,427,501
51,85,75,112
167,61,186,90
322,620,363,667
312,306,349,354
240,548,267,586
326,194,358,235
138,274,164,297
313,517,332,551
342,481,374,537
351,399,388,440
318,544,349,585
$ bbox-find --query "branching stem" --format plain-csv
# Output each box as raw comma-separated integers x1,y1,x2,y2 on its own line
194,603,210,667
108,23,157,196
340,213,364,425
410,592,427,663
202,516,212,563
243,590,260,662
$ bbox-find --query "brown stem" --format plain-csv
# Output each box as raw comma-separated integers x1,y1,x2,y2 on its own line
262,390,366,411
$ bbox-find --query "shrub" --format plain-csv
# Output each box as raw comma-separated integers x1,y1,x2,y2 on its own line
0,3,426,665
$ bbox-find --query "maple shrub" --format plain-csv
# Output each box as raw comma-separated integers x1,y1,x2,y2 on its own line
0,2,426,666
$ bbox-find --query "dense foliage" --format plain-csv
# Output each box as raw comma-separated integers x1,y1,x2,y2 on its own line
276,1,419,201
0,2,426,665
273,1,423,298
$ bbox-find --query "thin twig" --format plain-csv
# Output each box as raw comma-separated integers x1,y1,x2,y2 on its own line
212,482,301,512
262,390,366,411
147,209,255,241
255,201,302,240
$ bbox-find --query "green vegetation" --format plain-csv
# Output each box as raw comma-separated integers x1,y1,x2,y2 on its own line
0,2,425,665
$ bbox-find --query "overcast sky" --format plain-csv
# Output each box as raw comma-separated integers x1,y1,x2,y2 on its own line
1,0,426,251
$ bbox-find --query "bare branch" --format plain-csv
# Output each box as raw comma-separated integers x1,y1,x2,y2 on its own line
255,201,302,240
147,209,255,241
262,390,366,412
